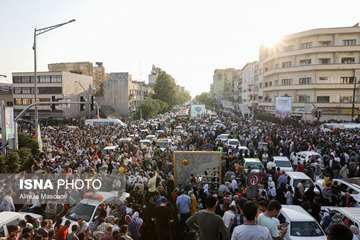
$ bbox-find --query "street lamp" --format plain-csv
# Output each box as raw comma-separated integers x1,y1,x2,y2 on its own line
351,77,359,121
33,19,76,127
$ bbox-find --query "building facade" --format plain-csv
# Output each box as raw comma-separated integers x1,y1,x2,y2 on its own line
0,83,13,107
102,73,151,117
12,71,92,119
212,68,240,102
259,25,360,120
241,61,259,108
48,61,107,91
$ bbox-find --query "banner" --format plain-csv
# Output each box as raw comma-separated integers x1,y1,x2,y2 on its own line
190,105,206,119
275,97,292,117
5,107,14,140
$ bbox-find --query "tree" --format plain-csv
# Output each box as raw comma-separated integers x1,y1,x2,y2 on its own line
153,71,177,107
18,133,39,158
6,151,20,173
175,88,191,105
18,147,33,172
194,92,216,109
135,98,169,120
0,155,6,173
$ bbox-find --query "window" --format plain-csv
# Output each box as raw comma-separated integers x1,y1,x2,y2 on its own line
340,96,353,103
269,81,272,87
341,77,355,84
341,57,355,64
319,76,328,81
319,41,331,47
13,76,21,83
13,87,34,94
281,61,292,68
265,82,268,87
298,95,310,103
319,58,331,64
299,77,312,85
300,59,312,65
283,45,294,51
317,96,330,103
301,42,313,49
275,80,279,86
38,87,62,94
343,39,357,46
14,98,33,105
51,75,62,83
39,75,51,83
290,222,324,237
281,79,292,86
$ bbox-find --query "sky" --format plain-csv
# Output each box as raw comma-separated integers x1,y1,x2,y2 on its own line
1,0,360,97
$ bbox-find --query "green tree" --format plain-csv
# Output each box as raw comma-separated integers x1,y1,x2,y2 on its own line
0,155,6,173
153,71,177,106
194,92,216,109
135,98,169,120
18,133,40,158
6,151,20,173
175,88,191,105
18,147,33,172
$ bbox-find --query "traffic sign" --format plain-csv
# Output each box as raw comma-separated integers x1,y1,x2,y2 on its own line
247,173,259,186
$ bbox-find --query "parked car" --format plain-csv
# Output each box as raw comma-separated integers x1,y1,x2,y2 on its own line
320,207,360,232
226,139,240,149
0,212,42,238
295,151,322,167
278,205,326,240
315,178,360,207
216,134,230,143
273,156,293,172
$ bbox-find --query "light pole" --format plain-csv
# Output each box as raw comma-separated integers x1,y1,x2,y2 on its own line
351,77,358,121
33,19,75,127
75,81,90,118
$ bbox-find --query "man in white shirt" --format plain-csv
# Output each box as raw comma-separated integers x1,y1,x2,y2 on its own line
223,204,236,229
232,201,272,240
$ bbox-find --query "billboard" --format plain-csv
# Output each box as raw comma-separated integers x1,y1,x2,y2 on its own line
5,107,14,141
190,104,206,119
275,96,292,117
173,151,221,187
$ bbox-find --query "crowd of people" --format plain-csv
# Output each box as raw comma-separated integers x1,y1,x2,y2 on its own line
1,110,360,240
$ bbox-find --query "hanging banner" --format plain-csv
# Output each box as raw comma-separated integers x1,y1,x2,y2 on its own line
5,107,14,140
275,97,292,117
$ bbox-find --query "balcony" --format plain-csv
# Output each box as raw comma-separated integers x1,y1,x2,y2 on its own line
263,63,360,77
261,44,360,64
262,83,356,92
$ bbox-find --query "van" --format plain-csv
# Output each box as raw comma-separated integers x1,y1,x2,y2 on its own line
278,205,326,240
0,212,42,238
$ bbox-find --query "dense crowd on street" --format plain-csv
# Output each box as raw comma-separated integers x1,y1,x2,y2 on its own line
1,110,360,240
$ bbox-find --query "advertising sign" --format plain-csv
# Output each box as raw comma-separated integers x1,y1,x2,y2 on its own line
5,107,14,140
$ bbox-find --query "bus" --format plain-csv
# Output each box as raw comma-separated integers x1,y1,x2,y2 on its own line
84,119,127,127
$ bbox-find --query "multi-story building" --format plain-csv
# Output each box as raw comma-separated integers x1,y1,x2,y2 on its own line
259,25,360,120
212,68,240,102
148,65,163,85
0,83,13,107
241,61,259,108
48,61,108,91
12,71,92,119
103,73,151,117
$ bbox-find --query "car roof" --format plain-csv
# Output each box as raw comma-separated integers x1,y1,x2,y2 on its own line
140,139,151,143
297,151,320,156
244,158,261,163
322,207,360,224
286,171,311,179
281,205,317,221
103,145,118,150
333,179,360,190
0,212,22,226
273,156,290,161
228,139,239,141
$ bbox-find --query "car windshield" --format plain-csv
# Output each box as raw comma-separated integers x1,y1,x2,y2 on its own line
275,161,292,168
291,221,324,236
66,203,96,222
245,162,262,170
293,179,313,189
229,141,239,145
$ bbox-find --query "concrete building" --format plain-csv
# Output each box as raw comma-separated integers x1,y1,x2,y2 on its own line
48,61,107,91
102,73,151,117
259,25,360,120
0,83,13,107
212,68,240,102
12,71,92,119
241,61,259,108
148,65,162,85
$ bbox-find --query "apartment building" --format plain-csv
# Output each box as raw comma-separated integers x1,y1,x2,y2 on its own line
259,25,360,120
241,61,259,108
12,71,92,119
48,61,108,91
212,68,240,102
103,73,151,117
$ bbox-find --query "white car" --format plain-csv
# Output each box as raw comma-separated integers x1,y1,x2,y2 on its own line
156,138,172,151
287,172,319,193
273,156,293,172
244,158,264,173
140,139,152,149
279,205,326,240
320,207,360,231
295,151,322,166
216,134,230,143
315,178,360,207
0,212,42,237
226,139,240,149
145,135,157,142
102,145,119,154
